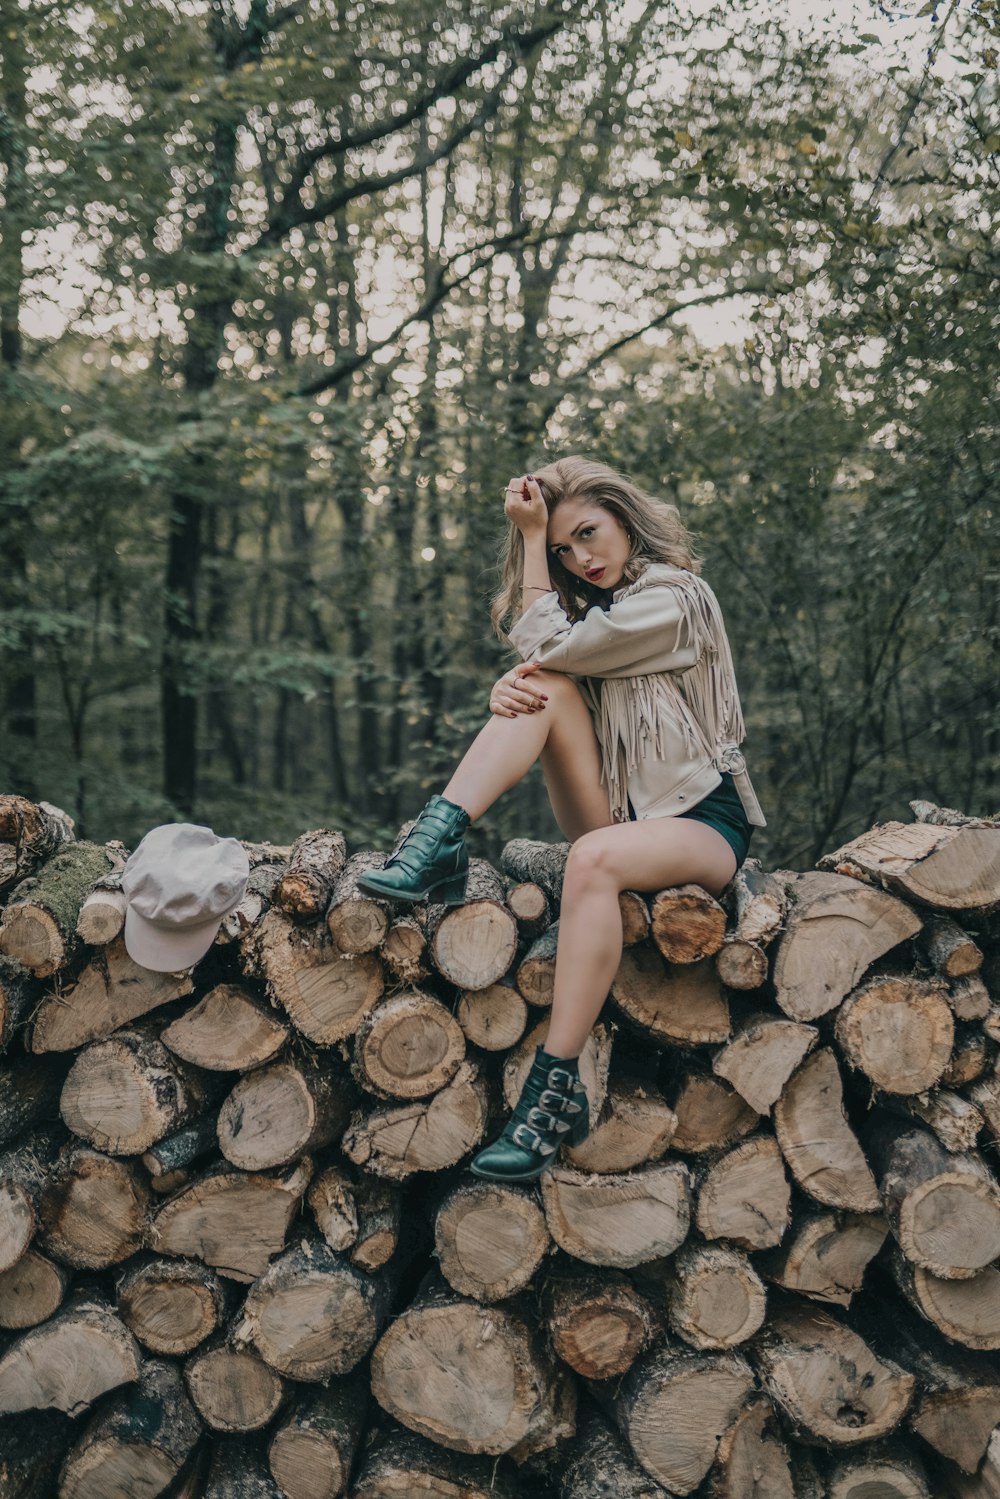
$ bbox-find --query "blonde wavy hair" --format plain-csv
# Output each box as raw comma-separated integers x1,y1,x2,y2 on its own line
490,455,701,641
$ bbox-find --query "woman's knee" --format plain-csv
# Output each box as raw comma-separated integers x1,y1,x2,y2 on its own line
564,830,621,892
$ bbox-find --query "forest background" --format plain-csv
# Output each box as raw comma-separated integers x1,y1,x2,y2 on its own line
0,0,997,871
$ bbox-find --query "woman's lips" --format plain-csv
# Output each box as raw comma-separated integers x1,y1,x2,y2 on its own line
586,567,605,581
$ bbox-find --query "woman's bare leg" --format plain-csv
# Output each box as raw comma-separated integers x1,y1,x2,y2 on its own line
543,818,738,1058
443,670,612,834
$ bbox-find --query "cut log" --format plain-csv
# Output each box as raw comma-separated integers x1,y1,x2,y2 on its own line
925,916,983,977
185,1334,286,1431
910,800,998,828
350,1175,401,1271
618,890,652,946
425,859,518,991
267,1377,368,1499
0,954,38,1051
353,989,465,1100
695,1133,791,1249
933,1427,1000,1497
216,857,285,945
0,840,113,977
515,923,559,1007
343,1060,489,1179
30,937,194,1053
711,1013,818,1114
715,936,769,990
650,883,727,963
825,1443,930,1499
237,1232,396,1380
0,1246,68,1328
773,1048,880,1210
245,908,384,1044
0,796,75,893
905,1090,984,1152
0,1126,61,1273
503,1020,612,1121
771,871,922,1020
272,828,347,922
75,885,127,947
0,1054,64,1147
545,1268,659,1379
0,1291,140,1415
559,1403,673,1499
500,837,569,906
868,1123,1000,1278
948,974,991,1020
456,979,527,1052
142,1114,220,1177
39,1143,150,1269
834,976,954,1094
58,1358,201,1499
205,1439,284,1499
306,1164,358,1253
381,914,429,986
217,1053,350,1171
0,1409,74,1497
753,1296,915,1446
723,859,787,944
563,1074,677,1174
434,1180,550,1302
540,1160,691,1268
757,1207,888,1306
609,1338,754,1494
60,1023,216,1155
370,1278,574,1459
943,1028,990,1086
820,819,1000,911
612,946,730,1046
890,1247,1000,1350
149,1156,313,1283
161,983,289,1071
326,851,392,955
352,1422,520,1499
663,1242,766,1349
505,879,551,938
705,1393,795,1499
117,1254,227,1354
666,1069,760,1154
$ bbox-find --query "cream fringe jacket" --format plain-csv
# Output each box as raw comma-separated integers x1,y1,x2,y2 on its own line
507,562,767,828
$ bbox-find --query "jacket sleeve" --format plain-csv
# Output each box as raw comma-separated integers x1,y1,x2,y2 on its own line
506,579,701,679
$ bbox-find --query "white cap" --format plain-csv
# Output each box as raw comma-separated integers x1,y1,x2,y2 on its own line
121,822,250,973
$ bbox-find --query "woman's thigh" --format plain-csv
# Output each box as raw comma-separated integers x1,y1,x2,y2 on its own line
564,815,738,900
532,671,613,842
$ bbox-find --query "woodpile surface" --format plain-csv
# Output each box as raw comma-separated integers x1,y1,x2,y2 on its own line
0,789,998,1496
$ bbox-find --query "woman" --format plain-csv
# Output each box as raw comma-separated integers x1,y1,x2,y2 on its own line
357,456,766,1183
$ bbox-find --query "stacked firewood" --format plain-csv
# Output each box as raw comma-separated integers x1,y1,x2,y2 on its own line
0,791,999,1498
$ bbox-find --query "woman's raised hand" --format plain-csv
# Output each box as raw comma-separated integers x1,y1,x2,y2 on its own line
489,661,548,718
504,474,547,537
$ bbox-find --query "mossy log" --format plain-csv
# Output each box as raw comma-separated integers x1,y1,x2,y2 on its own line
0,840,114,977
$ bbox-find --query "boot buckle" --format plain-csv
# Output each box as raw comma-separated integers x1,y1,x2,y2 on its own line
547,1067,576,1089
513,1123,556,1156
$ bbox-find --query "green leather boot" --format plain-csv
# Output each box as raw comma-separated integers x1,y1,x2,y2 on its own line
356,794,470,905
470,1046,589,1182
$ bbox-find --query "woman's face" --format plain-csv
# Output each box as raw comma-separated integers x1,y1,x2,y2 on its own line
546,497,631,590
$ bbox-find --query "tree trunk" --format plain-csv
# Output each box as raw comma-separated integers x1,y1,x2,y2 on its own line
711,1012,818,1114
244,909,384,1045
757,1205,888,1306
650,883,727,963
612,946,730,1046
326,852,391,954
0,1290,140,1416
564,1074,677,1174
772,1048,880,1211
424,859,518,990
342,1060,490,1179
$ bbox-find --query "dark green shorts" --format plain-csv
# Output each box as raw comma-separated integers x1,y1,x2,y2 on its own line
627,771,754,867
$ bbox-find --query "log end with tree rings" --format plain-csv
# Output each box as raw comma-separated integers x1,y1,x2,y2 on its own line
0,1247,67,1329
772,872,923,1021
695,1134,792,1250
184,1339,287,1431
30,940,194,1055
541,1162,691,1270
59,1027,211,1157
773,1048,880,1212
614,1342,756,1494
217,1056,347,1171
665,1243,767,1350
426,860,518,992
161,983,289,1072
709,1393,796,1499
370,1284,570,1458
650,883,727,963
612,945,730,1046
116,1257,226,1355
545,1269,659,1380
835,977,954,1095
39,1145,151,1269
353,990,465,1100
434,1182,550,1303
0,1294,141,1416
249,909,384,1044
456,981,528,1052
342,1061,489,1179
711,1014,819,1115
668,1072,760,1155
267,1378,368,1499
758,1209,889,1307
755,1299,916,1448
563,1075,677,1175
